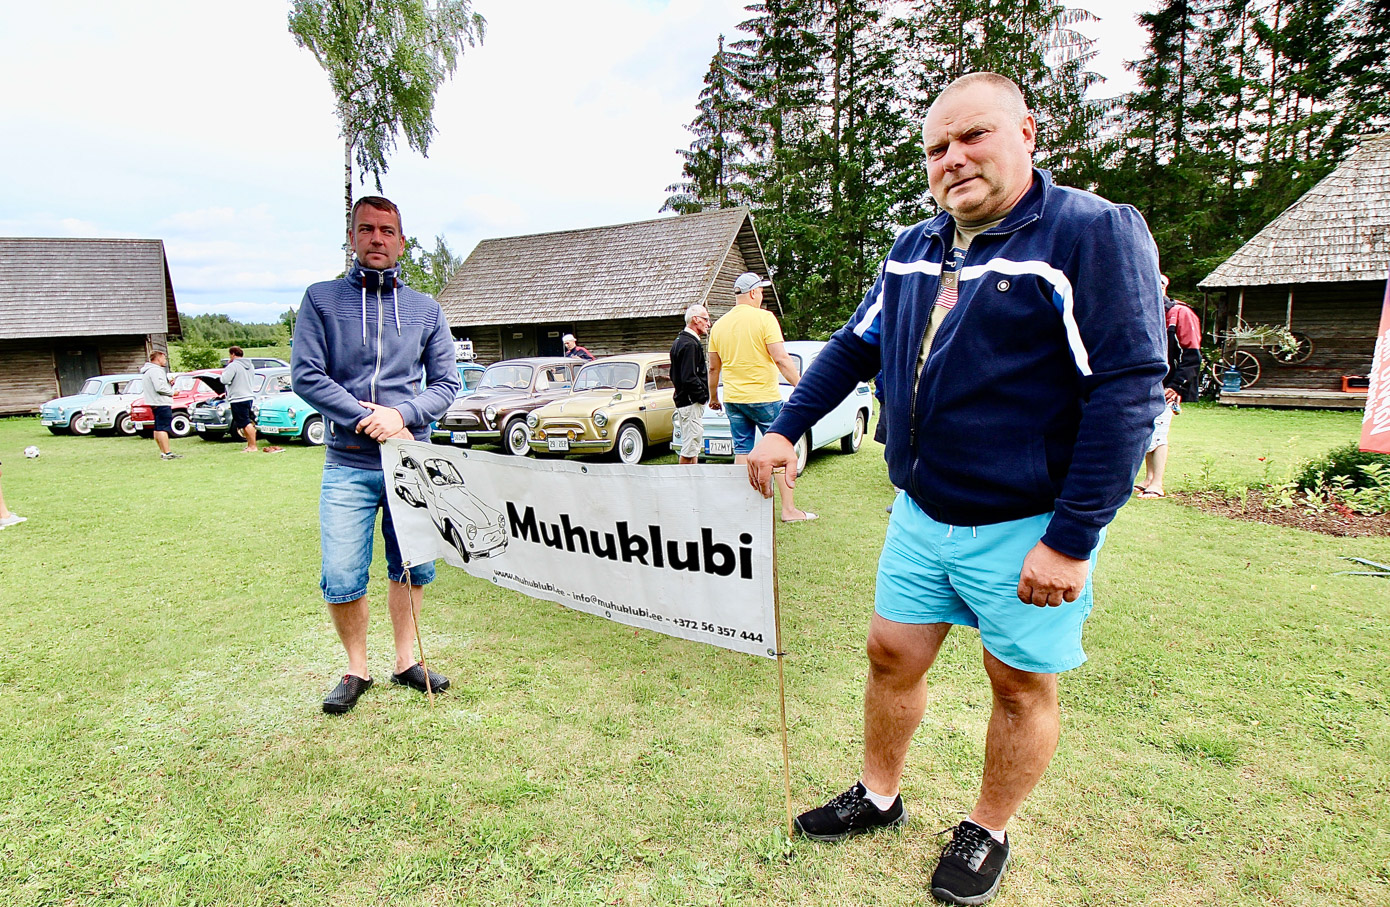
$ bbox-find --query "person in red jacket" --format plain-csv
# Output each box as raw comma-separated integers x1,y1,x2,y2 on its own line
1137,279,1202,498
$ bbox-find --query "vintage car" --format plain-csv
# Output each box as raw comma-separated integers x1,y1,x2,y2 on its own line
427,362,488,441
391,449,508,562
130,370,224,438
39,373,143,435
436,357,578,455
191,368,293,440
253,389,324,445
526,353,675,464
80,376,147,436
672,340,873,473
220,356,289,369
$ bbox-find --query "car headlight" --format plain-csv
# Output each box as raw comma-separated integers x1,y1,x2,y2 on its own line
484,404,498,423
527,412,539,428
286,406,297,420
466,523,477,540
593,410,608,428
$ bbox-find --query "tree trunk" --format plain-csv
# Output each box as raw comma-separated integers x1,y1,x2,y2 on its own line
344,136,354,274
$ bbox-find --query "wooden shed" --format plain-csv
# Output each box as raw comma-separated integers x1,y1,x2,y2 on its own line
0,238,182,414
437,207,779,363
1198,134,1389,408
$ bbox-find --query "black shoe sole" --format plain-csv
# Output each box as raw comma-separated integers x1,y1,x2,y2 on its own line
322,699,357,715
931,853,1009,906
793,808,908,843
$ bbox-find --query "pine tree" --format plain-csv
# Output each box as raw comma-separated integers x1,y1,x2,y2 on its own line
663,35,750,214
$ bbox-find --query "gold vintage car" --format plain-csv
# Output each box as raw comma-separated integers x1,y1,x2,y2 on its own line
526,353,675,464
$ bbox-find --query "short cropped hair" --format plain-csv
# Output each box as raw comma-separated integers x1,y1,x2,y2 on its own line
931,72,1030,125
684,304,709,325
228,345,244,357
350,195,403,233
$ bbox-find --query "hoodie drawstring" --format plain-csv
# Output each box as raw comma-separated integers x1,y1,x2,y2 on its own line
393,286,401,336
361,284,368,346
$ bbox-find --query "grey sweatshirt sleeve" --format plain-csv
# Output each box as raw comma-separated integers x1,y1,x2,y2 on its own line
396,310,462,427
290,293,372,430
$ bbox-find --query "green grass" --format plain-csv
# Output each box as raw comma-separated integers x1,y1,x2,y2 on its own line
0,406,1386,906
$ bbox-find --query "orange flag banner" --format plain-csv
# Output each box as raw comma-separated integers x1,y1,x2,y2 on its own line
1360,273,1390,454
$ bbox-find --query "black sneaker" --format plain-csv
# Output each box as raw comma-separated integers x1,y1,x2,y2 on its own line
322,674,373,714
793,782,907,842
930,821,1010,905
391,662,450,693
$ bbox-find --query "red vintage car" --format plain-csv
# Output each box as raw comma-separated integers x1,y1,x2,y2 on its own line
130,369,224,438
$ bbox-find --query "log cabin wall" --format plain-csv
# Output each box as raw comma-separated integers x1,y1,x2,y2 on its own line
1216,280,1381,390
0,335,156,414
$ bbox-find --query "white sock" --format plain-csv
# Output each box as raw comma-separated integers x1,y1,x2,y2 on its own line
859,782,897,811
965,818,1007,844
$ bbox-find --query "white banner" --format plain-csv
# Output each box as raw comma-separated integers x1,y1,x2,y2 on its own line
381,440,778,658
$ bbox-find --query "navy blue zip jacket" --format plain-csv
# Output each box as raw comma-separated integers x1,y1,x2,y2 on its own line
291,260,461,471
770,170,1167,559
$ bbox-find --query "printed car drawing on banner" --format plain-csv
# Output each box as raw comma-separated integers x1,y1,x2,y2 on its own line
391,450,509,562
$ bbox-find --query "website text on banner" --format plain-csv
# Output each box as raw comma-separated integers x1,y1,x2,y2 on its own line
1360,273,1390,454
381,440,778,658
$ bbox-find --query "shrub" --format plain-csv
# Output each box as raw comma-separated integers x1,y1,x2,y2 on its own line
172,344,222,371
1293,443,1390,492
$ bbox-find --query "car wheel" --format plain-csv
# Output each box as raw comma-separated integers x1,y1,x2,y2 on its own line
69,413,93,436
794,434,809,476
168,413,193,438
504,418,532,457
447,523,471,562
114,413,137,437
841,410,867,453
302,416,325,446
615,422,646,465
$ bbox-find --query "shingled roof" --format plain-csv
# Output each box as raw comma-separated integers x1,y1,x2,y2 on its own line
1200,134,1390,288
0,238,180,339
438,207,777,326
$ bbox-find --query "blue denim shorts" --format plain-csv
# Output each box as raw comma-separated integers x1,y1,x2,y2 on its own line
152,405,174,433
723,399,783,455
319,463,435,603
874,492,1105,673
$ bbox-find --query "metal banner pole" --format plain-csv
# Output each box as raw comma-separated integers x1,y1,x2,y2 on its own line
772,505,794,839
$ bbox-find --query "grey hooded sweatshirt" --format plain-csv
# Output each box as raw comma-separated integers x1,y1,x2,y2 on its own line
140,361,174,407
291,260,460,471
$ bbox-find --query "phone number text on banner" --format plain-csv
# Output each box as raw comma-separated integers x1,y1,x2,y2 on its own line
381,441,777,658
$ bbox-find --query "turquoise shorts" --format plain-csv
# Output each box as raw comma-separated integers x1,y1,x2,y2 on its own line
874,493,1104,673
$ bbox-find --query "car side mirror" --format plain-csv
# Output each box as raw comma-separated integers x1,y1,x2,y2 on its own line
611,392,622,402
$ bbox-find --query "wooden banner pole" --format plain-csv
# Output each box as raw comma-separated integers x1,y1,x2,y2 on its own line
772,503,794,840
407,575,434,707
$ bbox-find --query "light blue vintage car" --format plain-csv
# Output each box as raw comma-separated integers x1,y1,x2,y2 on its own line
40,373,144,436
253,389,324,446
671,340,873,473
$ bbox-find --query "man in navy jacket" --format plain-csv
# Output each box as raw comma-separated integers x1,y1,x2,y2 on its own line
293,196,461,715
747,73,1166,905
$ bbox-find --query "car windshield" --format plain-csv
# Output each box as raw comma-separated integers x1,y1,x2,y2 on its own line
424,460,465,486
479,364,533,390
124,378,143,395
575,362,640,391
462,369,484,390
80,378,102,395
263,375,293,395
172,375,214,393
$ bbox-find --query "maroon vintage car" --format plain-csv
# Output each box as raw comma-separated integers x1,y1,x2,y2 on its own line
437,357,579,455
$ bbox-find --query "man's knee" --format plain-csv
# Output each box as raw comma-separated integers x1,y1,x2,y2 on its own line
866,625,937,682
984,656,1057,714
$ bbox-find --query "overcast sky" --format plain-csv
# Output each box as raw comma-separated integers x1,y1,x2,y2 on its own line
1,0,1154,323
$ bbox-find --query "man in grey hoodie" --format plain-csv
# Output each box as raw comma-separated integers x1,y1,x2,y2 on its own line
140,350,181,460
292,196,462,715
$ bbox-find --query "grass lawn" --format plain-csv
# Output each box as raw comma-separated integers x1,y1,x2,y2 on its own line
0,406,1386,906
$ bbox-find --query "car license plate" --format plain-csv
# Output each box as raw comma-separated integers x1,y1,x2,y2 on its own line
451,431,469,444
41,420,56,426
547,437,569,452
194,423,205,432
708,439,732,456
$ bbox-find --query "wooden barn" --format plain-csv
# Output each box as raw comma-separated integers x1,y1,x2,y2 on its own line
0,238,182,414
1198,133,1389,408
437,207,779,363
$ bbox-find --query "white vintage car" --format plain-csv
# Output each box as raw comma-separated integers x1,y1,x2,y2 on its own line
392,451,509,562
672,339,873,473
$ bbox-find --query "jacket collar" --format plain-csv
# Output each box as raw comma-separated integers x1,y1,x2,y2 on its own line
925,167,1051,242
347,258,404,291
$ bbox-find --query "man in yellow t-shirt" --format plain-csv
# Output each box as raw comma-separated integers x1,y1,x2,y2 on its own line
709,272,816,522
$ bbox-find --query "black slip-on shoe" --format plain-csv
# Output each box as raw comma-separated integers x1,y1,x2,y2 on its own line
323,674,373,714
793,782,907,842
930,821,1010,905
390,662,450,693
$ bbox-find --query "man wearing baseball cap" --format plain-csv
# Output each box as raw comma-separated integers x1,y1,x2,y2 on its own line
562,333,594,361
708,271,816,522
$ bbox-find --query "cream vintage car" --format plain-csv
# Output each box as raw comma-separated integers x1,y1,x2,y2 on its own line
525,353,675,464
